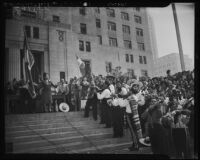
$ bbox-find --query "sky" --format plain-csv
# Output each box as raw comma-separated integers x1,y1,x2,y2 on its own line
147,3,194,61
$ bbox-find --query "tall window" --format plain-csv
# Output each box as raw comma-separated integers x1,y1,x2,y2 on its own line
121,12,129,20
139,56,143,64
124,40,132,49
134,15,142,24
106,62,112,73
141,70,148,77
33,27,39,39
53,15,60,23
79,40,84,51
95,7,100,13
122,25,130,34
143,56,147,64
106,8,115,17
136,28,143,36
25,25,31,38
137,42,145,51
80,7,86,15
97,35,102,45
96,19,101,28
108,21,116,31
130,55,134,63
86,41,91,52
125,54,129,62
80,23,87,34
109,37,118,47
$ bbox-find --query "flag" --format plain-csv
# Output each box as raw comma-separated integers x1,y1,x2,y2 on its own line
24,34,35,70
76,55,85,76
22,28,36,99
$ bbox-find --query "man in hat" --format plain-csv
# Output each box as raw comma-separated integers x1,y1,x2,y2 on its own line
126,80,146,151
84,80,98,120
97,80,112,128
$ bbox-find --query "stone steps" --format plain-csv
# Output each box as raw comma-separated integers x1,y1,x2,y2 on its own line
5,111,150,154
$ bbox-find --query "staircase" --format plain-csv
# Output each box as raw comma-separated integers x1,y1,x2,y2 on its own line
5,111,152,154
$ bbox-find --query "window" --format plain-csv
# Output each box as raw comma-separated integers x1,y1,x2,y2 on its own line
134,15,142,24
25,25,31,38
124,40,132,49
125,54,129,62
122,25,130,34
106,62,112,73
137,42,145,51
86,41,91,52
130,55,134,63
107,21,116,31
33,27,39,39
121,12,129,20
136,28,143,36
95,7,100,13
139,56,143,64
109,37,118,47
136,7,140,11
143,56,147,64
106,8,115,17
79,40,84,51
141,70,148,77
80,7,86,15
127,69,135,78
96,19,101,28
97,35,102,45
80,23,87,34
53,15,60,23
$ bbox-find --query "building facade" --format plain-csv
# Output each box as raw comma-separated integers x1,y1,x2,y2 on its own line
153,53,194,77
5,7,155,83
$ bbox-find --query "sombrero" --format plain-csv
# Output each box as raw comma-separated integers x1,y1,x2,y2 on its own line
59,103,70,112
139,137,151,147
127,79,139,86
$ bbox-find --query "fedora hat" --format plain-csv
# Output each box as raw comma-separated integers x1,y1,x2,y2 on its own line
59,103,70,112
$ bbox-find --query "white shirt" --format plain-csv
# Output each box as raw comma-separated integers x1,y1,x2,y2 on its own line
109,84,115,94
97,89,111,100
119,87,128,96
136,92,145,106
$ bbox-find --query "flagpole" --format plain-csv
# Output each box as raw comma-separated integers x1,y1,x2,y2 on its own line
172,3,185,71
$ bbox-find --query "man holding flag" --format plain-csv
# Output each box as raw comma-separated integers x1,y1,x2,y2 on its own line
19,27,37,113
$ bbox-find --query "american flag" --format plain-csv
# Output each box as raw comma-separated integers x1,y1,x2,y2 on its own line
22,28,36,99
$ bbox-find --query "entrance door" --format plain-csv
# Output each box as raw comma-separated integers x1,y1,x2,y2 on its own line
82,60,91,77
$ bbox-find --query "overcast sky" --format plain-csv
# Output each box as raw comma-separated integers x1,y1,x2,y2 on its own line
147,3,194,61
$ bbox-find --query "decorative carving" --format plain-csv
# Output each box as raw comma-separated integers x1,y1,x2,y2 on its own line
57,30,65,42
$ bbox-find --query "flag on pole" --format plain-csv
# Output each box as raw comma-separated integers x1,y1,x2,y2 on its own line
24,33,35,70
22,28,36,99
76,55,85,76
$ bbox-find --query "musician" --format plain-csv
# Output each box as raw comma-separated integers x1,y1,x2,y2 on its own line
84,80,98,120
126,80,145,151
40,73,57,113
112,80,127,138
97,80,112,128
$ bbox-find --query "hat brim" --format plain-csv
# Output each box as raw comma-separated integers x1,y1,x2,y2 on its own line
59,103,70,112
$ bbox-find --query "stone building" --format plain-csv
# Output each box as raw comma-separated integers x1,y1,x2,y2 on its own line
153,53,194,77
5,7,155,83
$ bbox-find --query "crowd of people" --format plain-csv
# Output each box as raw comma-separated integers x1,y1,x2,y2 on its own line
5,69,195,158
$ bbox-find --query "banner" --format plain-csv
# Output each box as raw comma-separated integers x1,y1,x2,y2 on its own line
76,55,85,76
